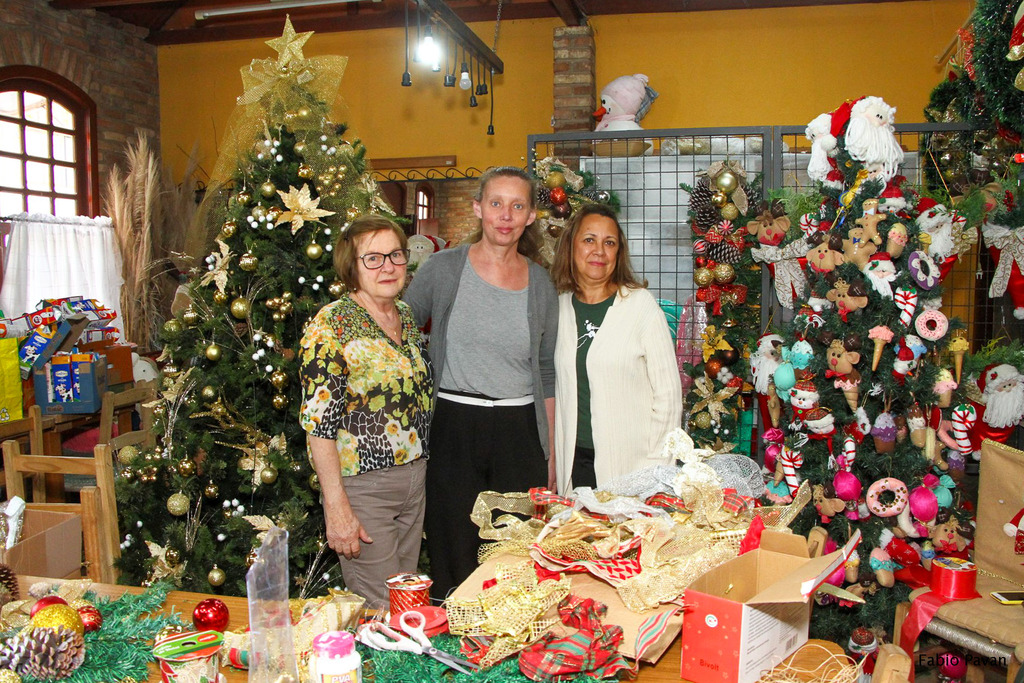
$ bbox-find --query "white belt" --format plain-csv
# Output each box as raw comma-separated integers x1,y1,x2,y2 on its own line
437,391,534,408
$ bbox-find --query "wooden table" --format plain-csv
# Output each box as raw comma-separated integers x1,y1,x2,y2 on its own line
17,576,846,683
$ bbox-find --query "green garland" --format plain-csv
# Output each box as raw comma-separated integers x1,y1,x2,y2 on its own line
6,582,185,683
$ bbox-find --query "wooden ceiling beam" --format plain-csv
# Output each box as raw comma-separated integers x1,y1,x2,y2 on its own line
546,0,585,26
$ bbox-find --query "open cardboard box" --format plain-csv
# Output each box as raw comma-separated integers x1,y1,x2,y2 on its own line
680,530,860,683
450,552,682,663
3,509,83,579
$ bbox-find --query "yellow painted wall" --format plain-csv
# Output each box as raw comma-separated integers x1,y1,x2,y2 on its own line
158,0,971,181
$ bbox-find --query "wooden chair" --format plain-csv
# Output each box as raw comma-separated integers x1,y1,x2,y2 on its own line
1,439,120,583
98,380,157,450
0,410,46,499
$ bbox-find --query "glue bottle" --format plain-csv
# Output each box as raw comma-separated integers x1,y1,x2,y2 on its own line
310,631,361,683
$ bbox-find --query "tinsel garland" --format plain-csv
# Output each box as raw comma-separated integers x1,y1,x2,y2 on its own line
357,636,602,683
2,582,186,683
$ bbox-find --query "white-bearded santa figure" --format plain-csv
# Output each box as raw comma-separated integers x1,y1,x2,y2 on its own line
915,198,955,261
845,96,904,183
751,334,784,428
968,364,1024,458
863,252,897,299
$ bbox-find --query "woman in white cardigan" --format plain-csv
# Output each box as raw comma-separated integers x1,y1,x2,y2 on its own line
550,203,683,493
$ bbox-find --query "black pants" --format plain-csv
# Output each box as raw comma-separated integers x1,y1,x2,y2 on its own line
424,397,548,600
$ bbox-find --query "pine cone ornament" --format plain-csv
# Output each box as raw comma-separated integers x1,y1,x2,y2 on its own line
707,242,743,265
535,187,552,207
0,564,18,600
0,627,85,680
689,178,718,231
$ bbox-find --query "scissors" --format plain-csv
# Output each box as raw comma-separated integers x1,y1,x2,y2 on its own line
355,611,479,675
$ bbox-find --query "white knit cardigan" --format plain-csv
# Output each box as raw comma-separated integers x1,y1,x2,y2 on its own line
553,286,683,493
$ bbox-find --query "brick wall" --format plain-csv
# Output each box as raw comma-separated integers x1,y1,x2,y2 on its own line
0,0,160,197
552,26,595,134
434,179,478,245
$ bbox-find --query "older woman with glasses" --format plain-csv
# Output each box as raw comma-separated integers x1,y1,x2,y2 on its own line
299,214,433,607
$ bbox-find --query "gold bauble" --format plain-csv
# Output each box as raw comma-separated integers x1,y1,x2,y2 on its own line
694,267,714,287
246,550,259,567
222,220,238,238
230,297,251,320
251,205,267,222
306,243,324,260
711,190,728,208
328,281,345,298
272,394,289,410
208,566,226,587
263,333,277,347
236,190,252,205
201,385,217,400
294,141,307,155
715,171,738,194
0,668,22,683
713,263,736,284
163,319,182,335
544,171,566,188
265,297,281,310
297,164,313,179
281,291,293,300
178,459,196,477
260,466,279,485
346,207,360,221
182,308,199,326
117,445,139,465
213,290,228,304
239,253,258,271
260,180,276,198
211,401,227,417
693,412,712,430
204,481,220,499
205,343,222,361
165,547,181,565
278,301,294,315
266,206,282,223
153,403,166,418
32,604,85,637
536,208,551,220
121,468,135,482
270,370,288,390
272,312,284,322
308,473,320,491
167,492,189,516
296,106,311,119
336,165,348,178
720,203,740,221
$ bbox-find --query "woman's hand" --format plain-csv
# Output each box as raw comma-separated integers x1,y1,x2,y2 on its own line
325,504,373,560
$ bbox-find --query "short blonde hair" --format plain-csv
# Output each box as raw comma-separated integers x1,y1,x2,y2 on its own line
333,215,408,291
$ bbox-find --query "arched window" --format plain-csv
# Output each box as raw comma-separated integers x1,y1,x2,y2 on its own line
0,66,99,218
414,183,433,223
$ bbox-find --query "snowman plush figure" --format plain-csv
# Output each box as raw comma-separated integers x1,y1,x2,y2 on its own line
593,74,658,132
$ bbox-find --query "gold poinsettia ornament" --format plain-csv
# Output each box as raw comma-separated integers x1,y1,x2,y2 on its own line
276,184,336,234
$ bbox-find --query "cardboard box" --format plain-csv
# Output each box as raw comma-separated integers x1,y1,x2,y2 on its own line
34,357,108,414
17,313,90,379
3,509,83,578
78,341,134,385
680,530,860,683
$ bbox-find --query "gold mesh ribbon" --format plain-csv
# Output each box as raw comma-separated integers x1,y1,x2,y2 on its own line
445,561,571,668
289,590,365,678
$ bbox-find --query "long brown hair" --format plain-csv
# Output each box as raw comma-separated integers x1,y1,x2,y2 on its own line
333,214,408,291
464,166,545,265
550,203,645,294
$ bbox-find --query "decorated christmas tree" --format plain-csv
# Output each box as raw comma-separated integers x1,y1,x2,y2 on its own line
755,97,979,642
681,162,764,455
114,19,397,596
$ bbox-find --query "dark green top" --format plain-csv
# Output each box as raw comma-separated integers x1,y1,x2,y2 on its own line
572,293,615,449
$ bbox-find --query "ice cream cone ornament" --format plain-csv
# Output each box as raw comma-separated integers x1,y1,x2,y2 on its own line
948,331,969,383
869,325,894,371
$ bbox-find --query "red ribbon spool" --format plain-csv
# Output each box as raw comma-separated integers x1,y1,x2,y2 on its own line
930,557,981,600
385,573,433,616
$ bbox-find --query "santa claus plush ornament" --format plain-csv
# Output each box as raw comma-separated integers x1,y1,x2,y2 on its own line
915,198,955,261
863,252,897,299
1004,495,1024,555
805,96,904,185
968,363,1024,456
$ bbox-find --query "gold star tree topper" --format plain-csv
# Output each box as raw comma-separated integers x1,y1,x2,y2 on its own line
277,184,336,234
265,16,313,71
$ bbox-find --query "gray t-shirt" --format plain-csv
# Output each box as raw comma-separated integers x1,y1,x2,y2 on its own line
439,259,532,399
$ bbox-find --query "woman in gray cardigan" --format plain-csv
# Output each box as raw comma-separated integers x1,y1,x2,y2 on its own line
404,166,558,599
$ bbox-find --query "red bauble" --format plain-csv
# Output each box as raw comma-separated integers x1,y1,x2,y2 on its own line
704,358,724,379
695,257,708,268
192,598,230,632
77,605,103,632
549,187,567,205
30,596,68,617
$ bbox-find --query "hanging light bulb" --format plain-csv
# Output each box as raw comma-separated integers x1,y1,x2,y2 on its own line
458,61,471,90
475,61,488,96
469,93,478,107
418,25,441,72
443,36,456,86
401,0,412,86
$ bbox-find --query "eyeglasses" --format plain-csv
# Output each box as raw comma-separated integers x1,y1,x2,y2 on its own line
359,249,410,269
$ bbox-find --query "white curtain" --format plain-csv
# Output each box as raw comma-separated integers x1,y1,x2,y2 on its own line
0,213,123,324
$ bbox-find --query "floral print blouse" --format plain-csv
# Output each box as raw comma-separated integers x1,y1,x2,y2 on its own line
299,295,433,476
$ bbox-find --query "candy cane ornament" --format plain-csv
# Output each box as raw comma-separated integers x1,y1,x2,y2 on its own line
799,213,820,237
894,286,918,327
950,403,977,455
779,446,804,495
840,435,857,472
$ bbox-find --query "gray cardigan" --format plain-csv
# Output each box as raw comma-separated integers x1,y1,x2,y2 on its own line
403,244,559,457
